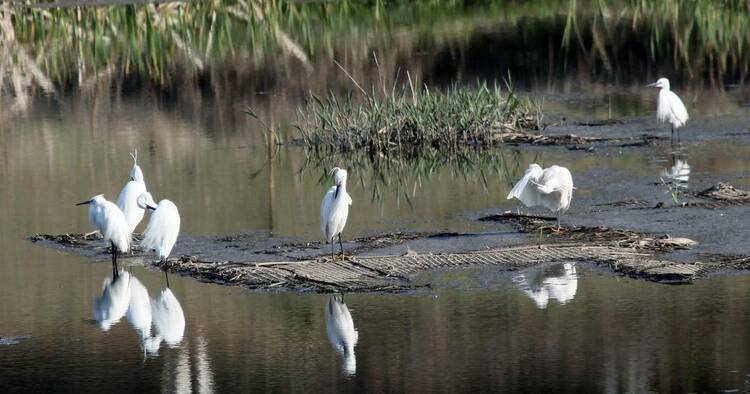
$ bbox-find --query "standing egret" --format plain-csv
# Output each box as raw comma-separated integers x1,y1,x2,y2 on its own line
117,179,147,235
647,78,689,141
320,167,352,260
507,164,573,228
326,295,358,375
77,195,130,277
138,192,181,283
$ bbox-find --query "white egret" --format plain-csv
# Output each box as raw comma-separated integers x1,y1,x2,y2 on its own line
325,295,358,376
77,195,130,277
507,164,574,228
130,149,145,185
94,271,132,331
116,180,147,235
138,192,181,284
647,77,689,140
515,263,578,309
320,167,352,260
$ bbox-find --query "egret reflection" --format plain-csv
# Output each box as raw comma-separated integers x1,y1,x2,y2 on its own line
661,157,691,187
515,263,578,309
94,271,132,331
325,295,358,376
92,272,186,355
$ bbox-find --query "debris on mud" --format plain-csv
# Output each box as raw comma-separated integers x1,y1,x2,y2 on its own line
596,183,750,211
490,131,660,147
479,212,696,251
27,213,726,293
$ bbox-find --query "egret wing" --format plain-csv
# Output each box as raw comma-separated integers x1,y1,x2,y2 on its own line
320,186,336,237
507,164,543,207
100,201,130,253
666,91,689,127
141,200,181,260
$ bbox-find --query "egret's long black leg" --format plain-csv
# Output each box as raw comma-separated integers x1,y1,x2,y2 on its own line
339,233,344,260
163,258,170,288
331,239,335,260
111,241,118,278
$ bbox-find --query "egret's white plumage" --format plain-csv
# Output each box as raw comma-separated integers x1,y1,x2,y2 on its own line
151,288,186,347
325,295,358,375
648,78,688,136
81,195,131,253
117,180,147,234
516,263,578,309
138,192,181,262
94,271,132,331
78,194,130,276
507,164,573,225
320,167,352,258
126,274,152,340
506,163,543,208
130,149,145,185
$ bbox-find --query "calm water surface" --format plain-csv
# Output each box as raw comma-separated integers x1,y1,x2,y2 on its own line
4,3,750,393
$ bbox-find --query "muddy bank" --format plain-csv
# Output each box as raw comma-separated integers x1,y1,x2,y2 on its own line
596,182,750,210
31,213,749,292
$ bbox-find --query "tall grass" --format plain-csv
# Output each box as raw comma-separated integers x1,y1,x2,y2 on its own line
297,81,543,154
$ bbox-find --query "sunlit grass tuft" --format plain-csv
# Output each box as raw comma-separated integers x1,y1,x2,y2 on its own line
296,82,543,154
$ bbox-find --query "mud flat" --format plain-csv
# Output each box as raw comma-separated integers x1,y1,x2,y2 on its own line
31,210,750,292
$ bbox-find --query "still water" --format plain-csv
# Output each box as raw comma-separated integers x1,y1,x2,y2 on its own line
4,1,750,392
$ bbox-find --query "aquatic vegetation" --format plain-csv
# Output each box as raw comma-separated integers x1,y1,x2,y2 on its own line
297,81,543,153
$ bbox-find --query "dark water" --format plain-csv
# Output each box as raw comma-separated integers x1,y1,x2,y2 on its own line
3,2,750,393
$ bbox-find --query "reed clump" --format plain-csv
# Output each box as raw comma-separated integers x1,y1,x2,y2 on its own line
296,82,543,154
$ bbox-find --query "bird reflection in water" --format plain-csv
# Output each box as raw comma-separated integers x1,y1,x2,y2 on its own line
661,151,691,189
93,271,185,355
325,295,358,376
514,263,578,309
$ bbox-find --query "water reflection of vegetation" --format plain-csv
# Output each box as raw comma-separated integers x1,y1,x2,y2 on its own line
304,146,528,206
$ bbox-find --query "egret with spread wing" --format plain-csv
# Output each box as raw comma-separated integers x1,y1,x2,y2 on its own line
507,164,573,228
320,167,352,260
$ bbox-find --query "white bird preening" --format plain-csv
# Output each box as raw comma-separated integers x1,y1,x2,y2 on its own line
77,194,130,277
325,295,358,376
320,167,352,260
647,77,689,141
137,192,181,285
507,164,574,228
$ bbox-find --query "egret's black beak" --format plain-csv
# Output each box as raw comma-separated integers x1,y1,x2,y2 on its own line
146,204,158,211
334,185,340,199
75,200,92,206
